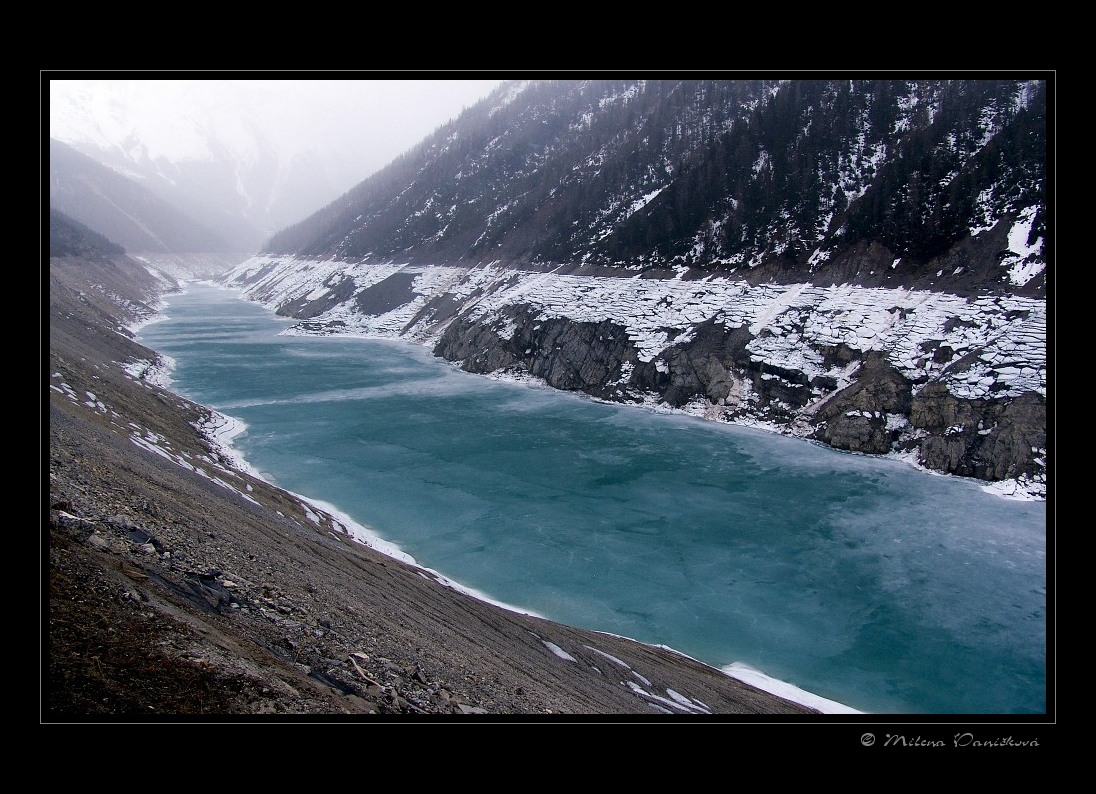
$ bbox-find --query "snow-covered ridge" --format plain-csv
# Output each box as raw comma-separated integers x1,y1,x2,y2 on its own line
224,256,1046,403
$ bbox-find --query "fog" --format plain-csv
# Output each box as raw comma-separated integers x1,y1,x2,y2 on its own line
47,76,508,247
49,77,505,184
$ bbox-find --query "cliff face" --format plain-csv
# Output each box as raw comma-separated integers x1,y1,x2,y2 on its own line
221,257,1047,499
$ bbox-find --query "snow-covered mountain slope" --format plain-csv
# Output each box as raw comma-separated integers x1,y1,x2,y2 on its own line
265,79,1046,299
222,255,1046,499
216,78,1049,499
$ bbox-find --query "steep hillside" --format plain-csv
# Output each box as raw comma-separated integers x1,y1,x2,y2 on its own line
267,78,1046,296
49,208,125,258
48,139,241,256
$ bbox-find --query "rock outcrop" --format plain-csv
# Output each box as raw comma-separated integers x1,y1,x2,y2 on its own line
909,383,1046,481
810,353,913,455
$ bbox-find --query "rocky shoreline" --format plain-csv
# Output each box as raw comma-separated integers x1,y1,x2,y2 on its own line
221,257,1047,500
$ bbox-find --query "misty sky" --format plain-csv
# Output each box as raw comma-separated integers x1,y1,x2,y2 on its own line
48,77,508,190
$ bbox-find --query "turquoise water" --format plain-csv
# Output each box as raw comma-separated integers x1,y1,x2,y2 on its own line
137,283,1048,715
